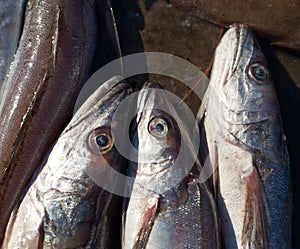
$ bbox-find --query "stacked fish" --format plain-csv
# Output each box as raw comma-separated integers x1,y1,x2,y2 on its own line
0,1,291,249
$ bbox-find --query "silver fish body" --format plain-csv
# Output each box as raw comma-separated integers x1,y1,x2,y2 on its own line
1,76,132,249
123,82,220,249
198,24,291,249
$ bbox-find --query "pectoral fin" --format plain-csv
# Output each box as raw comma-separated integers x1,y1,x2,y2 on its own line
242,167,268,249
132,198,159,249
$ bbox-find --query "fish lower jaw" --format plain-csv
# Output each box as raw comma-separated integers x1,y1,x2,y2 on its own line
222,106,276,125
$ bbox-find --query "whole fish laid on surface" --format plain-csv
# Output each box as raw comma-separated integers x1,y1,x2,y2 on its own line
0,0,26,93
123,82,220,249
1,76,132,249
0,0,97,242
168,0,300,54
197,24,292,249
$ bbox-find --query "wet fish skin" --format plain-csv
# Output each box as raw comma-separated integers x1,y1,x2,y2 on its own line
0,0,97,242
198,24,291,249
0,0,26,95
1,77,132,249
123,82,220,249
170,0,300,54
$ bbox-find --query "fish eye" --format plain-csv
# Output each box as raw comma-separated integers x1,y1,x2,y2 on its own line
148,117,169,138
96,134,109,147
249,62,269,83
95,133,113,153
88,129,113,154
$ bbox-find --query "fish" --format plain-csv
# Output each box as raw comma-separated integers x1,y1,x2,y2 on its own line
0,0,26,93
0,0,97,242
123,82,220,249
169,0,300,54
1,76,132,249
197,24,292,249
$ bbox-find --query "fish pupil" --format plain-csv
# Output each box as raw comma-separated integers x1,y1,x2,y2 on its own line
250,63,268,82
148,117,169,138
96,134,109,147
155,123,164,133
254,66,265,78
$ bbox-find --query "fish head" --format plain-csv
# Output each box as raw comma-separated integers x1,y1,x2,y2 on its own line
209,24,279,123
50,76,133,183
129,81,199,195
130,82,181,190
1,77,133,248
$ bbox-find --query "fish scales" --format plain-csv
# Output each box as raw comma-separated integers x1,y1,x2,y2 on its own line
198,24,291,249
1,77,132,248
146,182,218,249
146,187,202,248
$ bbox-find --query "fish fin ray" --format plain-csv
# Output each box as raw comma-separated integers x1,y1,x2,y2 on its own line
242,168,268,249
